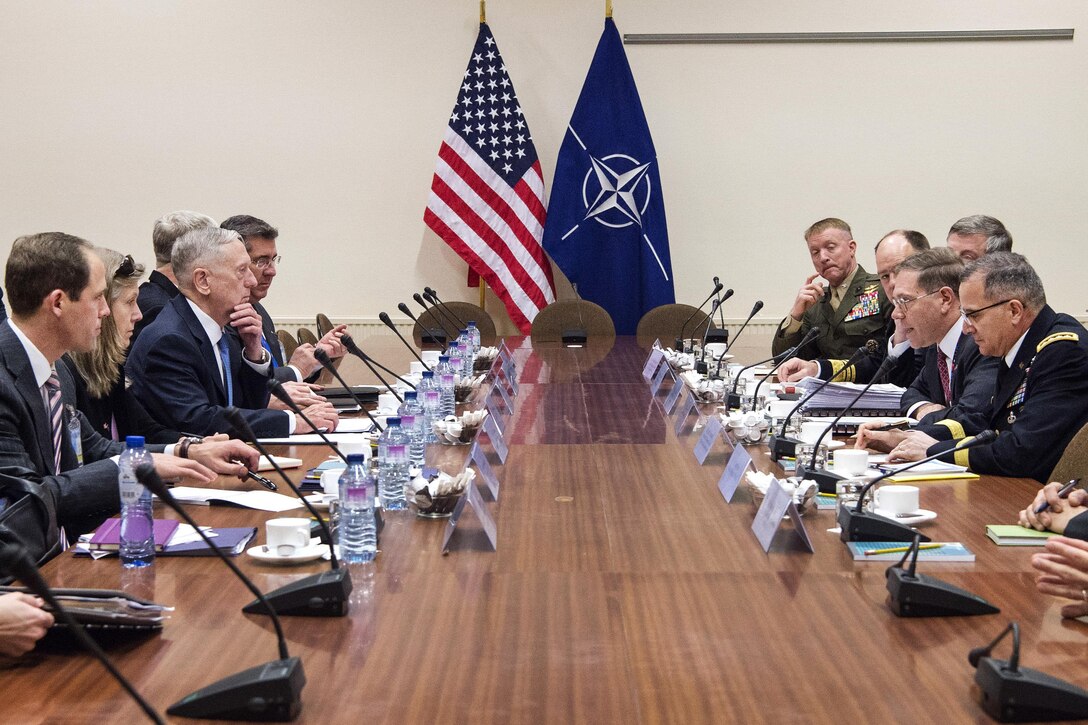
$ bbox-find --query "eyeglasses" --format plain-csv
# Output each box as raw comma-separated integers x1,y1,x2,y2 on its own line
252,255,281,270
115,254,137,278
891,289,941,311
960,298,1014,320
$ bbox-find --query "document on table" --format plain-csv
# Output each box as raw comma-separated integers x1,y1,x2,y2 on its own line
258,431,376,445
162,487,303,512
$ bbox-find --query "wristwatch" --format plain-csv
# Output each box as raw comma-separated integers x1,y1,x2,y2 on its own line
177,435,204,459
244,347,270,365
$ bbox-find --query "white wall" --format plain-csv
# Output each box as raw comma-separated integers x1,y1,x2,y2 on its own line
2,1,1085,334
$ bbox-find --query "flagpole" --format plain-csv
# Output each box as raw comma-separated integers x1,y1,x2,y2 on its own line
480,0,485,23
605,0,612,18
479,281,486,309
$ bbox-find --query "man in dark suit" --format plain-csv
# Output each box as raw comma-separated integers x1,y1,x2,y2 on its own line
219,215,347,395
0,233,224,563
856,248,1000,451
126,226,339,437
0,284,6,321
133,210,217,343
946,214,1013,262
772,218,892,362
778,229,928,386
885,253,1088,483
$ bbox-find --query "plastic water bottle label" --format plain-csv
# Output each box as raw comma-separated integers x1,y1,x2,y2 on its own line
425,391,441,405
400,414,415,427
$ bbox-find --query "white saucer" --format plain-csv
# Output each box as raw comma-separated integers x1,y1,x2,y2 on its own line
303,493,334,511
873,508,937,526
799,439,846,449
247,539,330,565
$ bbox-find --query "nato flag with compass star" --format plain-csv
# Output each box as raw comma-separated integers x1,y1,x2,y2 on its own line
542,17,675,335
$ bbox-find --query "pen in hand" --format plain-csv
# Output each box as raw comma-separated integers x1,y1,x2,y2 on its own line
1034,478,1081,514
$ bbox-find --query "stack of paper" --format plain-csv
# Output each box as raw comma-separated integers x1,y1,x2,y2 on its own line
796,376,905,411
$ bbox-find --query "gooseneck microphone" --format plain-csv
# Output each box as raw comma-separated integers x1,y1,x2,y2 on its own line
837,430,998,542
713,300,763,368
693,298,722,375
676,280,725,351
747,327,824,402
798,351,902,492
766,341,875,460
885,533,999,617
135,465,305,721
268,380,352,462
224,408,352,618
424,287,467,328
379,311,432,371
339,334,415,392
414,292,458,338
397,302,420,323
313,348,385,433
0,542,164,724
969,621,1088,721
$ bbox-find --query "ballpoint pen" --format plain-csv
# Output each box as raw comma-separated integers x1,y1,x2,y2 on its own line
1033,478,1081,514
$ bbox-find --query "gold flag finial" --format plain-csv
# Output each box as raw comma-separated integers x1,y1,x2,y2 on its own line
605,0,612,18
480,0,486,23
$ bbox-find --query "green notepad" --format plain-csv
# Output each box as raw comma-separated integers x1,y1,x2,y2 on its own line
986,525,1056,546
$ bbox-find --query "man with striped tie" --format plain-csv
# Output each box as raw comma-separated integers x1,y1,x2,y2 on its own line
0,233,226,564
126,226,339,438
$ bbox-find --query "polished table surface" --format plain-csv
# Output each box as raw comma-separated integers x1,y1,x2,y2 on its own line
1,337,1086,724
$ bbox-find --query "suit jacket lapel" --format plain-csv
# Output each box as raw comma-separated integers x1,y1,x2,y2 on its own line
254,302,283,366
0,323,56,472
175,296,228,404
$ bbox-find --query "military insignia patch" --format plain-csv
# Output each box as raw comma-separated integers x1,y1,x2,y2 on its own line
844,287,881,322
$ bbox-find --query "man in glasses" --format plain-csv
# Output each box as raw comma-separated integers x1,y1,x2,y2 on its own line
777,229,928,385
883,252,1088,482
219,216,347,400
855,248,999,451
946,214,1013,262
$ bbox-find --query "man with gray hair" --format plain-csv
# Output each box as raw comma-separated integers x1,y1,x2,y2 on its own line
126,227,339,437
946,214,1013,262
133,210,217,341
884,252,1088,482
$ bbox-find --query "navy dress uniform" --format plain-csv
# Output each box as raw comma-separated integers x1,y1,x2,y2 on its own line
901,333,1000,439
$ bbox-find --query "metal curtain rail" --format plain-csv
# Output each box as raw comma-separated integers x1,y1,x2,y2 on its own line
623,29,1074,45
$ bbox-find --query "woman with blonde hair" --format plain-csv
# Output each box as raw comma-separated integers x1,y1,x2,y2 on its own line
63,248,257,478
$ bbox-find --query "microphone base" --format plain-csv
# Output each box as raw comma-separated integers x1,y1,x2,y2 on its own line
767,433,802,461
242,569,352,617
837,508,932,543
975,657,1088,722
562,329,587,347
421,329,447,347
167,657,305,721
886,569,999,617
795,464,845,495
705,330,729,343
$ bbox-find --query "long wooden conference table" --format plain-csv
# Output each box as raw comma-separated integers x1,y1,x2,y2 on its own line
1,336,1085,724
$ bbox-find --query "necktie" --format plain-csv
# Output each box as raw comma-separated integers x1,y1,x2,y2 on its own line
42,369,63,473
261,336,279,368
937,351,952,405
217,335,234,406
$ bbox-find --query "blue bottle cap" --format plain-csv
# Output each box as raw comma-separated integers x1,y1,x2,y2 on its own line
386,416,401,426
125,435,145,448
346,453,366,464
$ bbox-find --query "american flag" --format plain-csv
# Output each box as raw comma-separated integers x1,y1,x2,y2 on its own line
425,23,556,334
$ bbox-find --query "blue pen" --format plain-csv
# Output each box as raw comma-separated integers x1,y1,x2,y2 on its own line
1034,478,1081,515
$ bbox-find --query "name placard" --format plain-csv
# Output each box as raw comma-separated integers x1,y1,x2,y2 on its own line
470,440,501,501
717,443,752,502
673,390,697,435
662,377,684,414
642,348,666,382
482,413,508,464
486,395,507,437
693,415,724,465
493,375,515,413
648,362,671,395
441,474,498,554
751,478,814,553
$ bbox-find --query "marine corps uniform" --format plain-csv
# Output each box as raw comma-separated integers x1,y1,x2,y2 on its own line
772,265,892,363
926,305,1088,482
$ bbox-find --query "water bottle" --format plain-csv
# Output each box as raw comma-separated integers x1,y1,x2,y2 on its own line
418,370,441,443
118,435,155,568
377,416,410,510
338,453,377,564
397,391,426,466
466,320,481,357
448,349,465,401
435,355,456,417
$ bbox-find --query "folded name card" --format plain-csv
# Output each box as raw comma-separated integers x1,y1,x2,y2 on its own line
482,413,508,464
717,443,752,503
649,363,671,396
673,390,698,435
470,441,501,501
693,415,724,465
442,474,497,554
750,478,814,553
642,347,666,382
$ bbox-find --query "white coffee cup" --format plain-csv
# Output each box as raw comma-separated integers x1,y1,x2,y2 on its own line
377,392,399,412
799,421,832,444
833,449,869,476
767,400,794,419
320,468,346,496
873,484,920,515
266,517,312,557
409,361,426,375
704,342,728,360
421,351,441,366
